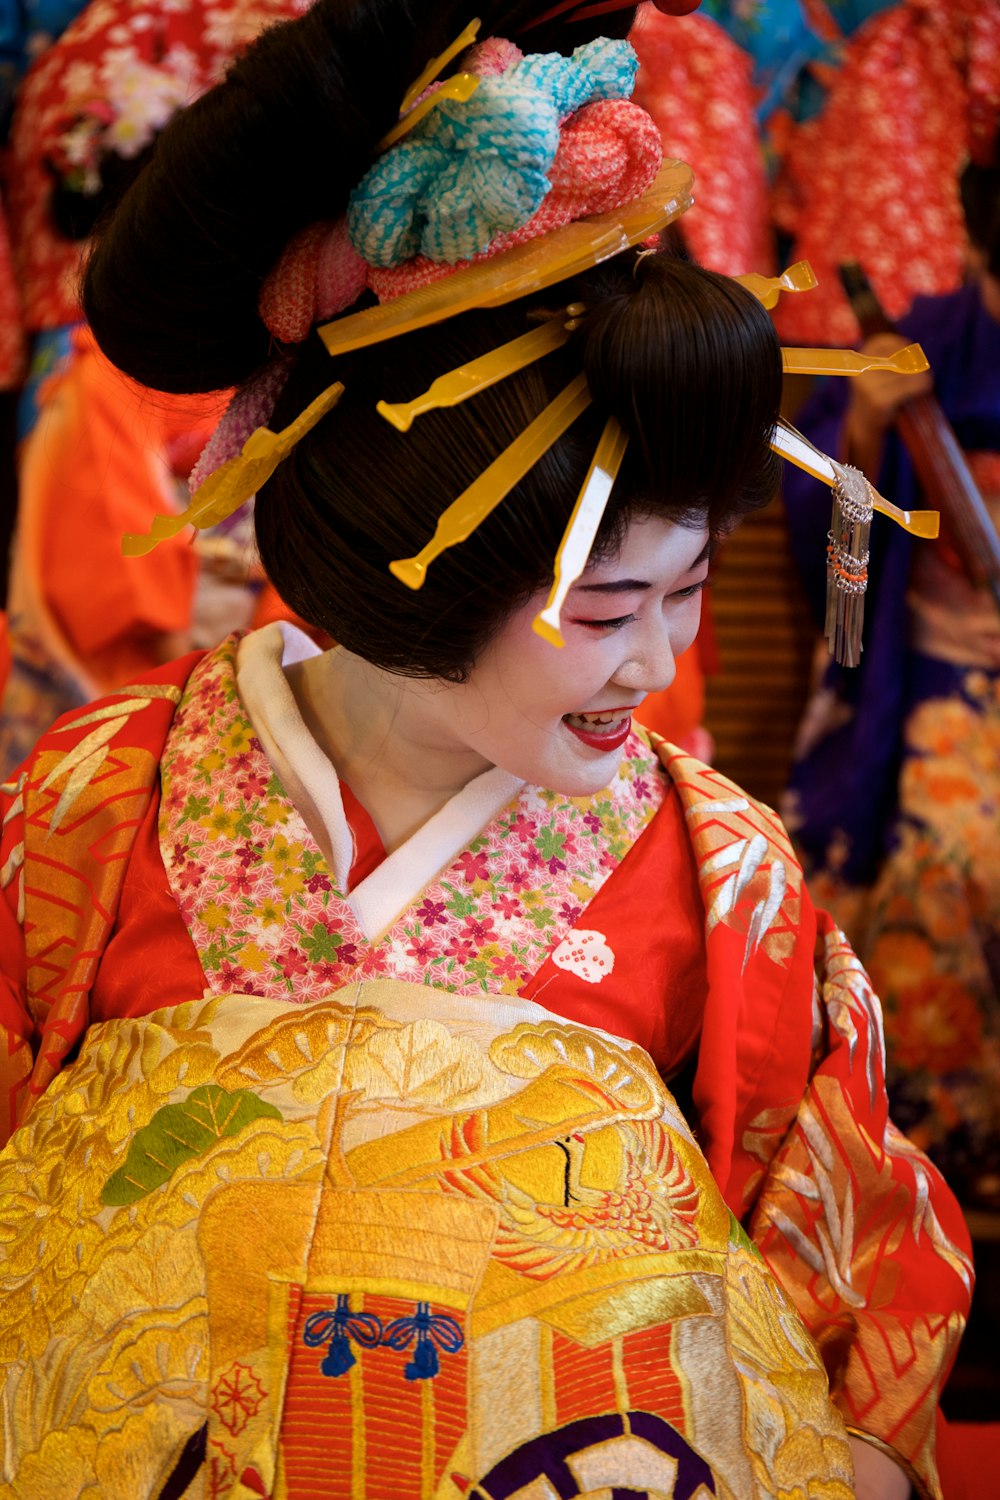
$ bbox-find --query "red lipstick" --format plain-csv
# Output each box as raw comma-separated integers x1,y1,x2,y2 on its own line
562,711,634,751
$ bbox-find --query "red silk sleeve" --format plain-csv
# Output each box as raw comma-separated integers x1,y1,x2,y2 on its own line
0,768,35,1148
660,742,973,1500
746,906,973,1499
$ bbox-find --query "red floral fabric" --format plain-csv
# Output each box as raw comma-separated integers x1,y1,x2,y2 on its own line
631,7,774,276
5,0,309,334
773,0,1000,345
0,202,24,389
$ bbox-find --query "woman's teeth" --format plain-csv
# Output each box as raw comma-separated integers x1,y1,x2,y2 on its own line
563,711,628,731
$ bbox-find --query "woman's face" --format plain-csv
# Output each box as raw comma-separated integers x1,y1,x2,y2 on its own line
426,512,711,795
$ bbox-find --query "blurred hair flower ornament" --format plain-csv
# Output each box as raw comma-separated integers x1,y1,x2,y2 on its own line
48,40,198,197
48,97,115,194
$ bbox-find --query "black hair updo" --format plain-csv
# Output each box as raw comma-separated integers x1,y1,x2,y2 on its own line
82,0,781,681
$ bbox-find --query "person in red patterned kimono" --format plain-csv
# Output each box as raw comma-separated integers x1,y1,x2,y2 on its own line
0,4,973,1499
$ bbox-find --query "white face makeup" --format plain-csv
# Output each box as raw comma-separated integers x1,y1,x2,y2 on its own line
413,512,712,796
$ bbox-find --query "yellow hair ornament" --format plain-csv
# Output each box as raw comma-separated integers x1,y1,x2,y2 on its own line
734,260,818,308
781,343,930,377
379,72,480,150
533,414,628,648
122,381,345,557
771,417,938,538
377,313,577,431
399,17,481,114
319,158,694,357
390,372,592,589
378,18,482,149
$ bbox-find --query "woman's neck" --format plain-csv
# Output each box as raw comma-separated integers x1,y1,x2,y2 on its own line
284,647,494,851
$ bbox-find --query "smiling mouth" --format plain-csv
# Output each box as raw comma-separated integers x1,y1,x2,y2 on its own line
562,709,636,750
563,709,634,730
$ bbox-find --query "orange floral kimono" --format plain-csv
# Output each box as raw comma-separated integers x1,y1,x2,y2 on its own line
0,634,972,1500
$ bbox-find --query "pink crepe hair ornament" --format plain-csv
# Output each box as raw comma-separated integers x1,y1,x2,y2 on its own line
187,353,294,495
462,37,523,76
258,217,368,343
368,98,662,303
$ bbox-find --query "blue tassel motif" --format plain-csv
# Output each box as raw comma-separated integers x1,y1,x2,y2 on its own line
381,1301,465,1382
303,1295,383,1379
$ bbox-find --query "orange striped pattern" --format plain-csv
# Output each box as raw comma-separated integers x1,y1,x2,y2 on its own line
550,1329,620,1428
705,492,815,810
279,1290,469,1500
619,1324,687,1429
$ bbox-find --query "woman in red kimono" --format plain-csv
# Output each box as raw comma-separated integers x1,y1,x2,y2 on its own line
0,4,972,1498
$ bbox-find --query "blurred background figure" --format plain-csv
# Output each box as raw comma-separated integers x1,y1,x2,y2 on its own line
772,0,1000,344
0,0,310,775
0,329,232,774
1,0,90,397
1,1,93,707
781,149,1000,1212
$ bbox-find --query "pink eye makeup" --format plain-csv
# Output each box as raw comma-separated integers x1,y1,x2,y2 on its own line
572,575,709,631
576,612,638,631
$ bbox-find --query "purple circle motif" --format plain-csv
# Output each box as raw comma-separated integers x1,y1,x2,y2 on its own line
470,1410,717,1499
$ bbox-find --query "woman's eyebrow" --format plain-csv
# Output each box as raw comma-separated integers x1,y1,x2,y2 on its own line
575,538,714,594
574,578,651,595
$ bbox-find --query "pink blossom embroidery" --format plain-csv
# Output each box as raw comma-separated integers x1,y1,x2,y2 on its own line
159,636,666,1003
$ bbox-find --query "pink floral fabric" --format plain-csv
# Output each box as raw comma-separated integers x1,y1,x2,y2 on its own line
159,636,666,1002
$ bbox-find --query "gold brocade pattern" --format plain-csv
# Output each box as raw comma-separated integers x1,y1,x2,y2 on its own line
653,740,802,970
0,982,854,1499
747,925,972,1497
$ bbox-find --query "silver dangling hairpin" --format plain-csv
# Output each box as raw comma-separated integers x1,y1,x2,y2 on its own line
825,460,873,667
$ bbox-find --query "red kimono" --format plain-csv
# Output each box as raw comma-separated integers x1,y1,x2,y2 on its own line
0,636,973,1498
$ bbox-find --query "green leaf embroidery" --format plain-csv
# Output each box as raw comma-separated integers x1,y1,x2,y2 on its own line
181,793,211,824
100,1085,282,1206
445,889,476,919
728,1210,764,1261
300,922,342,964
535,826,566,863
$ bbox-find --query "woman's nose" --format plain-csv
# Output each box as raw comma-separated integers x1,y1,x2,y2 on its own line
614,629,676,695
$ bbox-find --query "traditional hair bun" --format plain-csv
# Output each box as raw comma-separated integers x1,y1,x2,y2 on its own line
82,1,640,393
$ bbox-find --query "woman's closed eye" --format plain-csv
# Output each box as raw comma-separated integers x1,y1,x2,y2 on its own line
671,577,710,601
576,612,638,631
574,577,709,631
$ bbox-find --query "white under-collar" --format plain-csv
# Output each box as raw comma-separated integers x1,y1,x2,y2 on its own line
236,624,524,941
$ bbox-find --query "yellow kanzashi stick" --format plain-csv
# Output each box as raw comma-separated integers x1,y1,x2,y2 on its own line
734,261,818,309
771,418,939,538
400,17,481,114
377,318,572,431
122,382,346,557
781,343,930,377
319,159,695,357
379,72,480,150
390,373,592,589
533,415,629,648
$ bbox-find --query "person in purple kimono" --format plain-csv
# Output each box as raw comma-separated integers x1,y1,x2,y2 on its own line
782,152,1000,1209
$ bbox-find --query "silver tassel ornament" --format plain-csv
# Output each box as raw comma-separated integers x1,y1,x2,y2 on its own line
825,461,873,667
